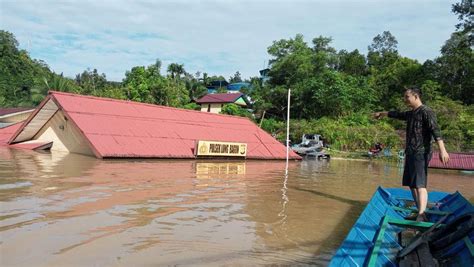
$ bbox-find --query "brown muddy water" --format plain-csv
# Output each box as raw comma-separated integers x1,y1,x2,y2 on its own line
0,147,472,266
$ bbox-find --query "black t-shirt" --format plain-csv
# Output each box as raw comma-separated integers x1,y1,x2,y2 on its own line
388,105,442,155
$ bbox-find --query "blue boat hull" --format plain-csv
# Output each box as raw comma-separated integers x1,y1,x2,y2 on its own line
330,187,474,266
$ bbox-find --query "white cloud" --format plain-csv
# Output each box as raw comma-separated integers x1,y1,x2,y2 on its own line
0,0,458,81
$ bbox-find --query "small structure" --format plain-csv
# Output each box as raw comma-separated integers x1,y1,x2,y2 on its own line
196,92,251,114
0,107,34,128
7,91,299,160
227,82,251,92
206,80,229,93
259,68,270,84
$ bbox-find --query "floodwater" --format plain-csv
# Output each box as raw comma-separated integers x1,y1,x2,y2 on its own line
0,148,472,266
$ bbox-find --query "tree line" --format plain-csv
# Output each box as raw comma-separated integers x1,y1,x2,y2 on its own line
0,0,472,152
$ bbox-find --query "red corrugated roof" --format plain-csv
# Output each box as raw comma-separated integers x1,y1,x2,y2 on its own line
10,140,52,150
196,93,244,104
429,152,474,171
11,91,299,160
0,123,22,146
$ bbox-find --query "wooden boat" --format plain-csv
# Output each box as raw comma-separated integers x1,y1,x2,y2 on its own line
330,187,474,266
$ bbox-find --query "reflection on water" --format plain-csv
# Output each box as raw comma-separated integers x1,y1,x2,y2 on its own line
0,147,472,266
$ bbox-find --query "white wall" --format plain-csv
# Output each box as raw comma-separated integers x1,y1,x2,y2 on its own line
34,111,94,156
200,103,223,114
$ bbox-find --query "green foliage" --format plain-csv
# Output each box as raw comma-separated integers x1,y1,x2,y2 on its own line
0,30,51,107
452,0,473,34
368,57,423,109
220,103,252,119
182,102,200,110
286,115,401,151
260,118,285,138
75,68,107,95
429,96,473,151
167,63,185,80
420,80,442,102
436,31,473,104
229,71,242,83
337,49,367,76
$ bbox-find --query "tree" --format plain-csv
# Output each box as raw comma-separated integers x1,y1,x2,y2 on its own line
337,49,367,76
292,70,376,118
436,31,473,104
367,31,399,69
267,34,314,86
368,31,398,55
312,36,338,70
75,68,107,95
123,61,190,107
368,57,423,109
220,103,252,118
0,30,52,107
229,71,242,83
167,63,185,80
452,0,473,40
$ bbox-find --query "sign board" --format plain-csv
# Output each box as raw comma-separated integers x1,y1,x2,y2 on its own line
196,140,247,157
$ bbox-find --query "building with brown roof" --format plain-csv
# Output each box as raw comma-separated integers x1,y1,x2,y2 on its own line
196,93,250,113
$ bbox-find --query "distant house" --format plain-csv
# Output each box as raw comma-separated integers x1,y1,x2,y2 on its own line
207,81,252,94
4,91,300,160
0,107,34,128
196,93,251,113
227,82,251,92
206,80,229,93
259,68,270,84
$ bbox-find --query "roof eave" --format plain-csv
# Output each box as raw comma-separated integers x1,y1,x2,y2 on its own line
7,94,52,144
49,93,103,159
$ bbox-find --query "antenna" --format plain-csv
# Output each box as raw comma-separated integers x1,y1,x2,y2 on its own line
285,88,291,176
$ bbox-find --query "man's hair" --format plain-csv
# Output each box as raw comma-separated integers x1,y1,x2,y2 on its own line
405,86,422,98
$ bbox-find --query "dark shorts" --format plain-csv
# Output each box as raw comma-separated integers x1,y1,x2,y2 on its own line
403,152,432,188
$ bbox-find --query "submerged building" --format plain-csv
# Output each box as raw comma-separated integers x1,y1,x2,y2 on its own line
4,91,300,160
0,107,34,128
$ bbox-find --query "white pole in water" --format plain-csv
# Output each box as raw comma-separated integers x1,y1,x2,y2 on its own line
285,88,291,176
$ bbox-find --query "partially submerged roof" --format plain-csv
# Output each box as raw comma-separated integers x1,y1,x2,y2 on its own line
429,152,474,171
0,107,35,127
0,107,34,117
0,123,22,146
196,92,248,105
8,91,300,160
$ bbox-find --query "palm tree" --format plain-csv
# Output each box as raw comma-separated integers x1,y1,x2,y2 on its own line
167,63,185,80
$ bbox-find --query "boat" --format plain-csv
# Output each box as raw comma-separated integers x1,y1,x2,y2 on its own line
330,187,474,267
292,134,330,159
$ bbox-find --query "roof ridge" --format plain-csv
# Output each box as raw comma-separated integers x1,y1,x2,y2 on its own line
66,110,252,125
196,92,243,103
49,91,249,121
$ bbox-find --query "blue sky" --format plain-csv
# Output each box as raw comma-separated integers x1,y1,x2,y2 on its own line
0,0,459,82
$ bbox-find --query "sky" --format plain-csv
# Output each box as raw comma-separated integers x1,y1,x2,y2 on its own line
0,0,459,82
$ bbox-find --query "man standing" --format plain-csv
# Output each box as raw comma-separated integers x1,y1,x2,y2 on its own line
374,87,449,221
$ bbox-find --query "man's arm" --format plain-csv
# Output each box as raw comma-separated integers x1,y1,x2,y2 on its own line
437,140,449,165
424,109,449,164
373,111,408,120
